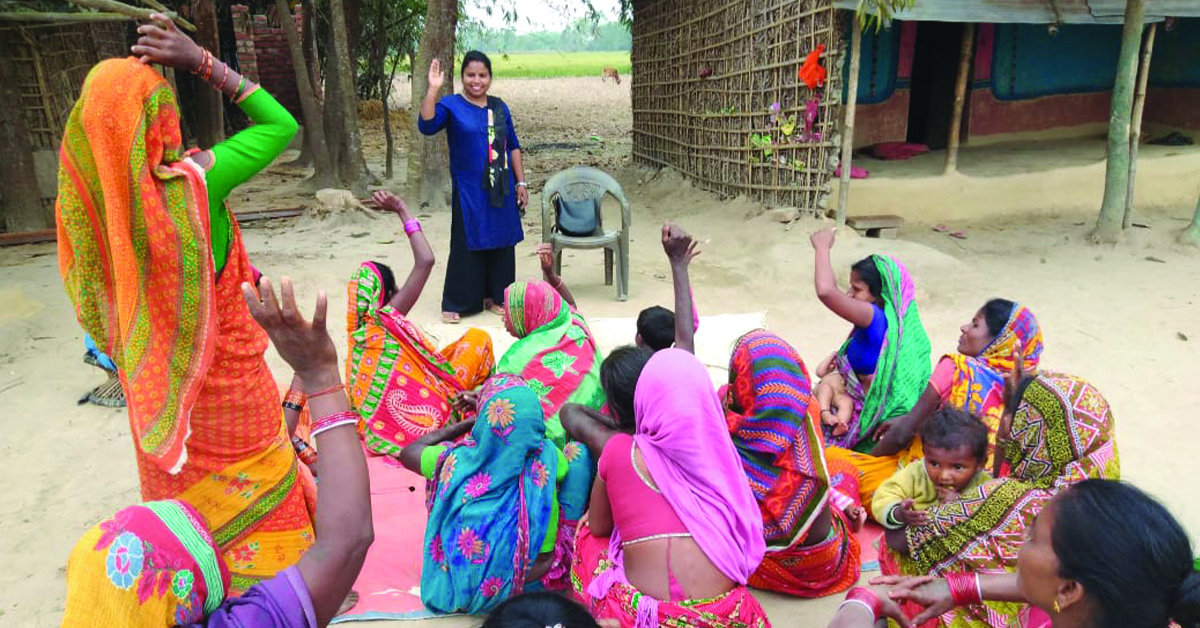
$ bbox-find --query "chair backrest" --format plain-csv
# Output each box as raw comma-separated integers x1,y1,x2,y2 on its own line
540,167,632,239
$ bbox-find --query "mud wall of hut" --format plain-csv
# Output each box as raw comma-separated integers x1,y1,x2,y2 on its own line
630,0,845,213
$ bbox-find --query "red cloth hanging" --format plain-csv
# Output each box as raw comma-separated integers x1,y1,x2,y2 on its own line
798,44,827,89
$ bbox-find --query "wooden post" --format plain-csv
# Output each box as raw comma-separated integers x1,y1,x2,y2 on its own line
836,22,862,226
1092,0,1145,242
1123,21,1156,229
944,23,976,175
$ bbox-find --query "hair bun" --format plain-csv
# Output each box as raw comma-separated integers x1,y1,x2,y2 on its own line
1172,568,1200,628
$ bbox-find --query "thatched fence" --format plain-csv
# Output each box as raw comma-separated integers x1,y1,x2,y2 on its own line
628,0,844,212
630,0,845,213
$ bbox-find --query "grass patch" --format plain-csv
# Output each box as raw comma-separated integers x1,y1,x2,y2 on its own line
488,51,630,79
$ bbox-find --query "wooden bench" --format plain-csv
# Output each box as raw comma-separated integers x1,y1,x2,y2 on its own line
847,214,904,239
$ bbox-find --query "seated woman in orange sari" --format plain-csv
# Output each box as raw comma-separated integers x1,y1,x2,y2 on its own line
827,299,1043,508
346,191,494,457
56,19,314,592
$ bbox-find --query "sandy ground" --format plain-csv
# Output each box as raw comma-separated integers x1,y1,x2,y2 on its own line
2,75,1199,627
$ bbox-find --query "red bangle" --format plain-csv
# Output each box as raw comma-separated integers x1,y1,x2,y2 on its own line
291,435,318,468
947,572,982,606
283,390,307,407
843,587,882,621
404,218,422,236
307,384,345,400
311,410,359,437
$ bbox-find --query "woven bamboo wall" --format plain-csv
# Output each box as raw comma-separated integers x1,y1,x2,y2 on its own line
0,22,128,151
630,0,845,212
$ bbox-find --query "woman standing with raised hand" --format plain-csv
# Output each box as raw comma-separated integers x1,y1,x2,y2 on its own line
419,52,529,324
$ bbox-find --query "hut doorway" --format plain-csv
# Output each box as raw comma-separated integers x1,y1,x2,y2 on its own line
906,21,970,150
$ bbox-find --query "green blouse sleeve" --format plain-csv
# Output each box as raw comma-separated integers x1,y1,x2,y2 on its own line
206,88,299,274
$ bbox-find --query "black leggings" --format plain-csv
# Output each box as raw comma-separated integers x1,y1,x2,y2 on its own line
442,187,516,314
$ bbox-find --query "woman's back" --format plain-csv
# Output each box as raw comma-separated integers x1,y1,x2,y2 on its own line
600,433,735,601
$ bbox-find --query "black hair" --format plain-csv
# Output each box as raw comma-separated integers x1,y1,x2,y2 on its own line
372,261,398,302
480,592,601,628
1051,480,1200,628
981,298,1016,338
600,345,653,431
851,256,883,302
636,306,676,352
919,407,989,462
461,50,493,76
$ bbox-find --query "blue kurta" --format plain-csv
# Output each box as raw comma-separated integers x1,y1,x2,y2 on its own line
418,94,523,251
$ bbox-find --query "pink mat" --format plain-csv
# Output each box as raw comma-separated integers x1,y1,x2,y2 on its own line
332,453,445,623
332,452,888,622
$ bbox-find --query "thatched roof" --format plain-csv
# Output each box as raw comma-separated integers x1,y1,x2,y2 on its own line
833,0,1200,24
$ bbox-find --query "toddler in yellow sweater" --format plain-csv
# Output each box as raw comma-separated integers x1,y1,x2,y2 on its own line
871,407,992,530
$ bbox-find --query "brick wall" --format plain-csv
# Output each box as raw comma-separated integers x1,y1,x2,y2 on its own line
231,4,305,122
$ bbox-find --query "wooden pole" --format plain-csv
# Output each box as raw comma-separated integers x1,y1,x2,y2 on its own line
134,0,196,30
60,0,195,31
0,12,133,22
1092,0,1145,242
944,23,976,175
1123,21,1156,230
836,22,861,226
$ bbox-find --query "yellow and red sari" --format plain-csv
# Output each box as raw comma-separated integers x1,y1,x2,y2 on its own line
346,262,494,456
57,58,314,593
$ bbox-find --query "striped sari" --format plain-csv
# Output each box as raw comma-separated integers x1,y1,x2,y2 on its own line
56,59,314,593
883,372,1120,628
346,262,494,455
720,331,859,597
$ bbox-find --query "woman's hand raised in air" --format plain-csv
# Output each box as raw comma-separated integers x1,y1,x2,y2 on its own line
372,190,412,220
810,226,837,251
241,277,337,381
428,59,445,94
662,223,700,266
131,14,202,71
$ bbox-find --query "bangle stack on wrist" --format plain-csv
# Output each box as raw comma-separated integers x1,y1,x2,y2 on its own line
947,572,983,606
839,587,883,622
282,389,306,413
404,218,422,236
311,410,359,438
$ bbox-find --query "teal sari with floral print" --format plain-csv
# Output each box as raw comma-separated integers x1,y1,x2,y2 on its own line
496,280,605,447
421,374,592,614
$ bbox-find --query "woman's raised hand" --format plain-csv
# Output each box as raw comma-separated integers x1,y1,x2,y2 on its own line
872,575,954,626
810,226,837,250
241,277,337,381
131,13,202,71
428,59,445,93
372,190,411,220
662,223,700,265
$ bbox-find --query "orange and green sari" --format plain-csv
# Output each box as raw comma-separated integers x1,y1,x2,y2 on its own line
56,58,314,594
346,262,494,456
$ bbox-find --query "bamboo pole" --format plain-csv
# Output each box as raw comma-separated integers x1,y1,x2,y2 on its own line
60,0,195,31
944,23,976,175
836,23,861,226
1123,22,1156,230
135,0,196,31
0,11,133,22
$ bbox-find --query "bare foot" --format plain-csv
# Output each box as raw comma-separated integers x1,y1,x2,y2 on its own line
336,590,360,616
442,311,461,324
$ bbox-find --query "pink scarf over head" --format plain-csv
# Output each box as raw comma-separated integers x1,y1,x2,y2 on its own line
633,349,765,583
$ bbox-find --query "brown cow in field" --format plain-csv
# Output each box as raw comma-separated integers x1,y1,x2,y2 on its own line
601,67,622,85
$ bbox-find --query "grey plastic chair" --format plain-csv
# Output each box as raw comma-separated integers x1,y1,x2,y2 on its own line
540,167,632,301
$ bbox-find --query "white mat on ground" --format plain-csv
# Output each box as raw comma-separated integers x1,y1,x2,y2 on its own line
422,311,767,386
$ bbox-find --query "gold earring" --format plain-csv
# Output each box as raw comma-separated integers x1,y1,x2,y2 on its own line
1053,600,1062,614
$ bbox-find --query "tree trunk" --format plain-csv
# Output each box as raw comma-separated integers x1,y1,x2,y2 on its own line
274,0,333,187
191,0,224,147
325,0,372,193
1092,0,1145,243
383,48,401,179
1181,191,1200,246
408,0,456,208
1124,22,1156,229
0,53,48,232
944,23,975,175
836,24,861,226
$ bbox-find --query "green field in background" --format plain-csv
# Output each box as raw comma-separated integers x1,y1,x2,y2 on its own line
486,51,630,78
